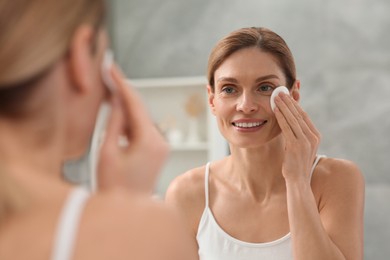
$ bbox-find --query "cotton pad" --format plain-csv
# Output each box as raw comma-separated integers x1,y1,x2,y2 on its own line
101,49,116,93
270,86,290,112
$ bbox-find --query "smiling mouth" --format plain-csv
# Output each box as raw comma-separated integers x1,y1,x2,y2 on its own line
232,121,267,128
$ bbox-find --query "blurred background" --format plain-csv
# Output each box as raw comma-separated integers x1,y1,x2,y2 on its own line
106,0,389,258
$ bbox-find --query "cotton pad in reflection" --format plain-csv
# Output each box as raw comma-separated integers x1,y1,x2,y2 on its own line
101,49,116,93
270,86,289,112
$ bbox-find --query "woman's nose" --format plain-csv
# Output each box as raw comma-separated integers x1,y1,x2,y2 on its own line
236,93,258,113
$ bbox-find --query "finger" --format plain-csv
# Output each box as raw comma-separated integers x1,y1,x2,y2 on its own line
282,95,321,149
274,94,304,139
97,96,125,190
100,96,124,152
292,100,321,139
110,65,153,141
274,106,296,141
280,94,315,138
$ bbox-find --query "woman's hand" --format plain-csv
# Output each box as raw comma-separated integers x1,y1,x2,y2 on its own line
274,92,321,183
97,65,169,194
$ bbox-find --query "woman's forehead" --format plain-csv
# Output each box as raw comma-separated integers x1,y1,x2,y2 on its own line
214,48,286,83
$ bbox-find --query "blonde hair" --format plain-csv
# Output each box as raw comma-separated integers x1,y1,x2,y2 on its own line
0,0,105,218
0,0,104,87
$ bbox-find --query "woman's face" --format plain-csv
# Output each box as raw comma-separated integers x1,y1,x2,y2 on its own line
209,47,290,148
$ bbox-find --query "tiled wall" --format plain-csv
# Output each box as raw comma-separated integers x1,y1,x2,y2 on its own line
109,0,390,258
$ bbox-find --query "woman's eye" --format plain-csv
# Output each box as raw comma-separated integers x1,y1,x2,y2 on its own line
258,84,274,94
221,86,236,94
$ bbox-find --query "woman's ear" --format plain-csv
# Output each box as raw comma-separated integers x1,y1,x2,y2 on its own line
207,85,216,115
291,80,301,102
66,25,97,94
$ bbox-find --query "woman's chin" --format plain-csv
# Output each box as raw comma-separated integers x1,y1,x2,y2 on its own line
229,133,283,149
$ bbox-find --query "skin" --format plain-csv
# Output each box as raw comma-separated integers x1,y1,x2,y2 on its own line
166,47,365,259
0,24,197,260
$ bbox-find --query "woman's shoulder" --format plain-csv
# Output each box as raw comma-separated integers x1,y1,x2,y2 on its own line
314,156,364,183
312,156,365,203
77,188,195,259
165,164,208,205
164,164,210,234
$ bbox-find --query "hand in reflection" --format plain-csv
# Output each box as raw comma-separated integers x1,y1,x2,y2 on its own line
97,65,169,194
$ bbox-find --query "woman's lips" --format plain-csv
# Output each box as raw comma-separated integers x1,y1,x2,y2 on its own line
232,120,267,131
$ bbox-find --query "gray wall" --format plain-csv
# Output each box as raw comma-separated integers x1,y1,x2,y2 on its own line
109,0,390,258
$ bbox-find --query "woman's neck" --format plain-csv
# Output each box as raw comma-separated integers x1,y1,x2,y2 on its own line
225,135,286,201
0,118,63,180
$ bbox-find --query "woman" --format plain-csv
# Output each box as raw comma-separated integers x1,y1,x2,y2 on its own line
0,0,197,259
166,27,365,260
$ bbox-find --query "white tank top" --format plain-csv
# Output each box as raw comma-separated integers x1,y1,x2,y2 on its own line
196,156,325,260
51,187,90,260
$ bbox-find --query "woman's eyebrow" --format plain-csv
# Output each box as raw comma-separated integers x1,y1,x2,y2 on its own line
254,75,280,83
216,75,280,84
216,77,239,84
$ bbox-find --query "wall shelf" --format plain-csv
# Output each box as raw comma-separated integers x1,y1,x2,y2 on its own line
131,76,227,195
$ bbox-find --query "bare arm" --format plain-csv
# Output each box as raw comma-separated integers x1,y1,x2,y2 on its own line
274,92,365,259
165,170,204,259
286,161,364,259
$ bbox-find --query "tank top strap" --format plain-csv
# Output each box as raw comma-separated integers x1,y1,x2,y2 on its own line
51,186,90,260
204,162,211,208
310,154,326,180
